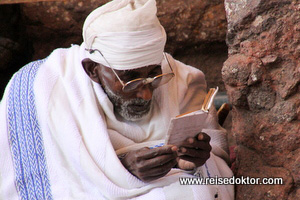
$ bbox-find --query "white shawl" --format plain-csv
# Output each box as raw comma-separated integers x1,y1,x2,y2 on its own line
0,44,234,200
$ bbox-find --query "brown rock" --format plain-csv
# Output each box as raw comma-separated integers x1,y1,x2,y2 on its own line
261,54,279,66
222,53,264,87
157,0,227,52
18,0,229,92
0,1,229,98
225,86,249,108
235,146,293,200
288,188,300,200
284,149,300,187
270,99,299,123
269,64,300,100
222,54,251,87
231,109,254,146
247,84,276,110
223,0,300,199
21,0,103,60
21,0,227,58
0,4,33,98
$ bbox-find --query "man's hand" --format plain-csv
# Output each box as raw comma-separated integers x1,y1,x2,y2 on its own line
121,146,177,182
177,132,212,170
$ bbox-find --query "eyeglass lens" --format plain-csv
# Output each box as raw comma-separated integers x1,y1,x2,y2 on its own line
123,73,174,93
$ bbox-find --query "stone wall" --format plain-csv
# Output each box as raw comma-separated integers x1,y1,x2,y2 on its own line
222,0,300,199
0,0,228,98
1,0,298,199
0,4,33,99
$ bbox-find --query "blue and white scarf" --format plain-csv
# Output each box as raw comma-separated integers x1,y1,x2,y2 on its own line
7,60,52,200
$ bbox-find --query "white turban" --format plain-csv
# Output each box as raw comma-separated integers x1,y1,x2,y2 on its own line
82,0,167,70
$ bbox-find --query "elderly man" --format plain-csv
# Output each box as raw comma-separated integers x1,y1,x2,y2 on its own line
0,0,234,199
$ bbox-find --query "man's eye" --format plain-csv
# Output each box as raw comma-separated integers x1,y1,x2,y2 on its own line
122,75,136,82
121,73,141,82
149,66,162,77
120,71,139,81
149,72,160,78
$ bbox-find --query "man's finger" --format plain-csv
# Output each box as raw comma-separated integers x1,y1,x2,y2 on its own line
197,132,211,142
179,155,209,167
138,145,176,160
175,133,211,147
178,140,212,150
179,147,210,158
139,158,177,177
138,153,177,172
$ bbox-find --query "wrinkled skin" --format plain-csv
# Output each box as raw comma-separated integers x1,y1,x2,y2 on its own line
82,59,212,182
176,132,211,170
121,145,178,182
121,132,211,181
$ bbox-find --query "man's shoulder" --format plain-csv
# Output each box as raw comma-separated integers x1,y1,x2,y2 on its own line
47,45,80,59
168,54,205,78
170,57,206,83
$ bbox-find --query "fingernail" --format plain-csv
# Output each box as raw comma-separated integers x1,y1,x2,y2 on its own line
181,147,187,153
171,146,178,151
198,133,204,140
188,138,194,144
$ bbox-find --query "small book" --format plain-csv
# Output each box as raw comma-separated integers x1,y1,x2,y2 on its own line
165,87,219,146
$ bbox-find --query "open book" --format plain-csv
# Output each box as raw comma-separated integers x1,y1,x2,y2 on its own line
165,87,219,146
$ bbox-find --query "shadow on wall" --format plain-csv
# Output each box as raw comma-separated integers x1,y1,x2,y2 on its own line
0,4,33,99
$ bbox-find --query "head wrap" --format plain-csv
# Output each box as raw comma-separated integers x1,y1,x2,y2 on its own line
82,0,167,70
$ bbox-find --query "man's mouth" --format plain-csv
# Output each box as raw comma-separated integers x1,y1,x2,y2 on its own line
128,101,151,113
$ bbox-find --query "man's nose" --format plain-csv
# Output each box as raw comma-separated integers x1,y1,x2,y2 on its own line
136,84,153,100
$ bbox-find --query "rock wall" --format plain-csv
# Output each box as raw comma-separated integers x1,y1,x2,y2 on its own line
1,0,298,198
0,0,228,98
222,0,300,199
0,4,33,98
20,0,227,57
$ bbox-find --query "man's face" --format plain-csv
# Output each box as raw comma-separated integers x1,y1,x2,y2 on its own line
95,64,162,121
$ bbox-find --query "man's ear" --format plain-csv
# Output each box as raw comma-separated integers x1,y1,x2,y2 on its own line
82,58,100,83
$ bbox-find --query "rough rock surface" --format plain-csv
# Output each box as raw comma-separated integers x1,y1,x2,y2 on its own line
0,4,33,97
222,0,300,199
0,0,228,98
21,0,228,90
21,0,227,58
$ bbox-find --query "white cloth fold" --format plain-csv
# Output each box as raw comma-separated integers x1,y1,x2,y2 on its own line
0,44,234,199
83,26,166,70
82,0,166,70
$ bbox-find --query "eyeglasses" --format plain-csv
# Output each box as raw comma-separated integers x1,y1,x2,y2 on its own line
86,49,175,93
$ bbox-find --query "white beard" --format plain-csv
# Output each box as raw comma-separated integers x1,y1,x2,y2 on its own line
102,85,152,122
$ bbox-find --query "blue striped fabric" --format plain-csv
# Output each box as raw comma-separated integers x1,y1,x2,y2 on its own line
149,142,165,149
7,60,53,200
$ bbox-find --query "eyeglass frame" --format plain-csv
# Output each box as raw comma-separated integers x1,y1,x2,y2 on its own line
85,48,175,93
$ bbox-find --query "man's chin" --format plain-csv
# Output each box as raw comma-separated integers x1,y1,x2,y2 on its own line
119,102,152,122
127,101,151,113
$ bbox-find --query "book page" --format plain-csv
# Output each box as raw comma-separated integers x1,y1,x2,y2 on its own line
165,111,208,146
165,87,218,146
